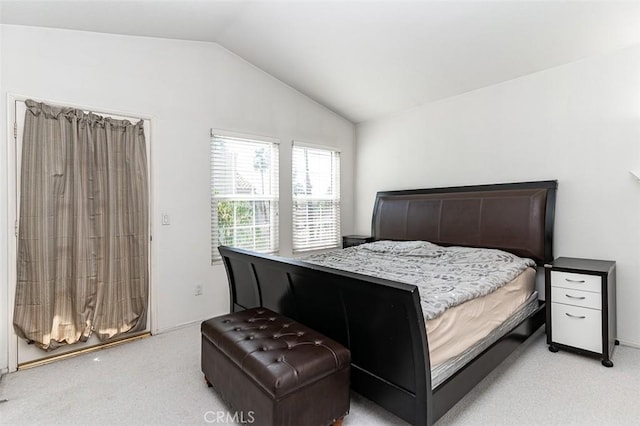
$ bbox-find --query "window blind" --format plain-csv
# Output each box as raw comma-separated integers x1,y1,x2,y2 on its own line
292,144,340,253
211,133,279,261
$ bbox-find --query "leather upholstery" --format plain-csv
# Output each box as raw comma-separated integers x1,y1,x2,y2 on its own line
202,307,350,425
372,187,551,263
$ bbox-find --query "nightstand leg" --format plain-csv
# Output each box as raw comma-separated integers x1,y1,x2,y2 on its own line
601,359,614,368
615,340,620,345
548,344,559,353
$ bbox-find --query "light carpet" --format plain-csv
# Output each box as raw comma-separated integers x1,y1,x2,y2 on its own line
0,324,638,425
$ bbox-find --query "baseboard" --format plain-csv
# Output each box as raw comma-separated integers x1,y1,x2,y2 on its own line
154,319,202,335
617,339,640,349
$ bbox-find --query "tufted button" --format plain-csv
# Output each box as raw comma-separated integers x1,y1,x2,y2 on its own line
257,310,265,314
277,356,285,362
287,344,293,350
261,346,268,351
247,335,254,340
248,319,255,323
283,324,290,328
314,340,322,345
272,335,279,339
259,325,267,330
222,319,230,323
297,332,305,337
269,317,276,321
234,327,241,331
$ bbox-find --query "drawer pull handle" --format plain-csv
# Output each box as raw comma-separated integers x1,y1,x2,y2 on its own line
565,278,586,283
565,294,586,300
565,312,586,319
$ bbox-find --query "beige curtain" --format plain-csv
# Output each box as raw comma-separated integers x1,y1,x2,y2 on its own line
13,99,149,351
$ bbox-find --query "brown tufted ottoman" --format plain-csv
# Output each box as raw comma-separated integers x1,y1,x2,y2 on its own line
201,307,350,426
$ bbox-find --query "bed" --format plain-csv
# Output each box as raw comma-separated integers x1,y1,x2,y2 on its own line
218,180,557,425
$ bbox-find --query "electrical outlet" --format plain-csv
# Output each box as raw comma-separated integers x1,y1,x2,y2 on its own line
195,284,203,296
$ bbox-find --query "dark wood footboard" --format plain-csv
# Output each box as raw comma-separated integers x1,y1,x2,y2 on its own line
219,246,432,425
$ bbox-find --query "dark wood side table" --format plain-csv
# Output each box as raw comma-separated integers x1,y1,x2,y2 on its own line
545,257,618,367
342,235,374,248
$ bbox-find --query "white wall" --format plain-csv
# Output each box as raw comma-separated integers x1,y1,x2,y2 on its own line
356,45,640,346
0,9,6,373
0,25,355,371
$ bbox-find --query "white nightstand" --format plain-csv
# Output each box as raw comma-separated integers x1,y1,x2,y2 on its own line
545,257,618,367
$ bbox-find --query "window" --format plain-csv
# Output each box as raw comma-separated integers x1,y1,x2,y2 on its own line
211,132,279,261
292,143,341,253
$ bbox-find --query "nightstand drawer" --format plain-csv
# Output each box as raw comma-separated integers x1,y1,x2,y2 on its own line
551,271,601,293
551,287,602,310
551,303,602,353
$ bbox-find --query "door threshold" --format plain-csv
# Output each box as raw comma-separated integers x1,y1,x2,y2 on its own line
17,332,151,371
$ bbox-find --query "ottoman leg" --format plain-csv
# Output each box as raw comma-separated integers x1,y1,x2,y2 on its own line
204,376,213,388
332,417,344,426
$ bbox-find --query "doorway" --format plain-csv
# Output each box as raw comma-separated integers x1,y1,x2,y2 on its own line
7,95,154,370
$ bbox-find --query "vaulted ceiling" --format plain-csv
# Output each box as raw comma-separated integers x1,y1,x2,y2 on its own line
2,1,639,123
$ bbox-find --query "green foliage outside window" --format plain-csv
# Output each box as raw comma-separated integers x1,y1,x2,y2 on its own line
217,200,272,249
217,200,255,246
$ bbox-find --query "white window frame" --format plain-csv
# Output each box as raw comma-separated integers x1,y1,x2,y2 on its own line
292,141,341,254
210,129,280,262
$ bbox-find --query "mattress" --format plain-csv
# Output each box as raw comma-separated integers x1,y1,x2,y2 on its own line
431,291,540,389
427,267,536,366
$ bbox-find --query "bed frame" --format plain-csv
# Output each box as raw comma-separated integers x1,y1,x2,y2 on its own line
218,180,557,425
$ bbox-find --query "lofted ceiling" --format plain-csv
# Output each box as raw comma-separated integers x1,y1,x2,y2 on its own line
1,1,639,124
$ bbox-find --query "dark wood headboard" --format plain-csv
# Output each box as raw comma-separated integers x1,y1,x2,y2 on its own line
371,180,557,264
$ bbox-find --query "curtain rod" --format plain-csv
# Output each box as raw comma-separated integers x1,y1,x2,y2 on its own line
15,97,147,123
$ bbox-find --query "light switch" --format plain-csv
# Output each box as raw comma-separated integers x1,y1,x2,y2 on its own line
161,213,170,225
